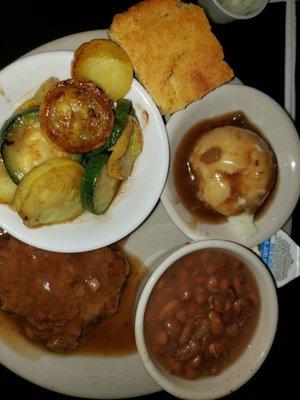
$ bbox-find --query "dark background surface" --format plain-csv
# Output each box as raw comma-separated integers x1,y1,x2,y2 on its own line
0,1,299,399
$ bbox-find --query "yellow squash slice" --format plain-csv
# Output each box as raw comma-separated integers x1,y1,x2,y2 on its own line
108,116,143,180
0,158,17,204
17,158,84,228
14,158,75,213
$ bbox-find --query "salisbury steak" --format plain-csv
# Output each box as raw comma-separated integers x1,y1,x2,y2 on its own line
0,230,129,351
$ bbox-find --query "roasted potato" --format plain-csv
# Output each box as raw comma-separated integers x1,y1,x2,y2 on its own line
39,79,114,153
72,39,133,101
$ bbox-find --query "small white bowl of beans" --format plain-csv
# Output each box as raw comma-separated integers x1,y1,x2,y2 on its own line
135,240,278,399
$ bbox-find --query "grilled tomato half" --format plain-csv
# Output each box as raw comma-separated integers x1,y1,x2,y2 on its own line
39,79,114,153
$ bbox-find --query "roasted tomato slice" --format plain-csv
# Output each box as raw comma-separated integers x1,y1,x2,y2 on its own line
39,79,114,153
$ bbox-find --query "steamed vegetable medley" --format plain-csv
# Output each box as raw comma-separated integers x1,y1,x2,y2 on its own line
0,39,143,228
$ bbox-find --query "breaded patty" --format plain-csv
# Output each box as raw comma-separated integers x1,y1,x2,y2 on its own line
109,0,234,114
0,232,130,352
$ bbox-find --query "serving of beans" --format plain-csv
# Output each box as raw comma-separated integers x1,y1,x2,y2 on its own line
144,249,260,380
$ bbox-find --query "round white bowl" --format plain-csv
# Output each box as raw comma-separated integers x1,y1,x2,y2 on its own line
161,83,300,248
197,0,269,24
0,51,169,252
135,240,278,399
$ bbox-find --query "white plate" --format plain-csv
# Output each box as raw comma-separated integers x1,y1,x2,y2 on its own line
0,29,295,400
0,51,168,253
161,83,300,248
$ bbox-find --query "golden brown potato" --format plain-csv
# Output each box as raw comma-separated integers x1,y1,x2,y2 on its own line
17,158,84,228
72,39,133,101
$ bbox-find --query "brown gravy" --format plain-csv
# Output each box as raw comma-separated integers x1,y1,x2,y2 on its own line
173,111,277,224
77,252,146,356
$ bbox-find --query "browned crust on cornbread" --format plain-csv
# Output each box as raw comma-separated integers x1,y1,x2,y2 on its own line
109,0,234,115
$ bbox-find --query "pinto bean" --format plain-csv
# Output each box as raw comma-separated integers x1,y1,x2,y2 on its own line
155,331,168,345
208,310,223,336
207,276,219,291
186,302,199,317
233,277,243,296
210,294,226,314
195,287,208,305
233,298,247,316
187,354,203,369
195,275,206,285
175,339,201,361
179,321,196,344
159,299,180,320
209,337,228,358
167,358,183,375
219,277,230,291
181,288,193,301
206,263,219,274
165,318,182,341
222,309,233,323
175,308,187,323
193,318,210,339
226,285,238,303
235,315,248,328
226,323,240,338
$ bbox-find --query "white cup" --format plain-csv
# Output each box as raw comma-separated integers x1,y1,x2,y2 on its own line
197,0,269,24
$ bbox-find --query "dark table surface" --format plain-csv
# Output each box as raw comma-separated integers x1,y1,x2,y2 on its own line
0,1,299,399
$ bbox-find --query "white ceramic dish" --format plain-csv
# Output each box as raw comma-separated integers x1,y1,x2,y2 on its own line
197,0,269,24
135,240,278,399
161,83,300,248
0,51,169,253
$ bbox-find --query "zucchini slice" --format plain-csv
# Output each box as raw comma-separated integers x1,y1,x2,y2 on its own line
0,108,81,184
0,157,17,204
83,98,132,164
108,115,143,179
17,158,84,228
81,153,120,215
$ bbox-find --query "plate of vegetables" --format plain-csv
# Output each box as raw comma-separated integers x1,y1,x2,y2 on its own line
0,41,168,252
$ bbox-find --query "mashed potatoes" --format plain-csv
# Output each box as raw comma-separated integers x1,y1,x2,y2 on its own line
218,0,262,15
188,125,276,218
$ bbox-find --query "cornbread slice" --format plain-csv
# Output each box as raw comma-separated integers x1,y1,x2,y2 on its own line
109,0,234,115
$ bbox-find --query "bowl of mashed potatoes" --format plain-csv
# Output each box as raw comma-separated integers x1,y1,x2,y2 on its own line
161,83,300,248
197,0,269,24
